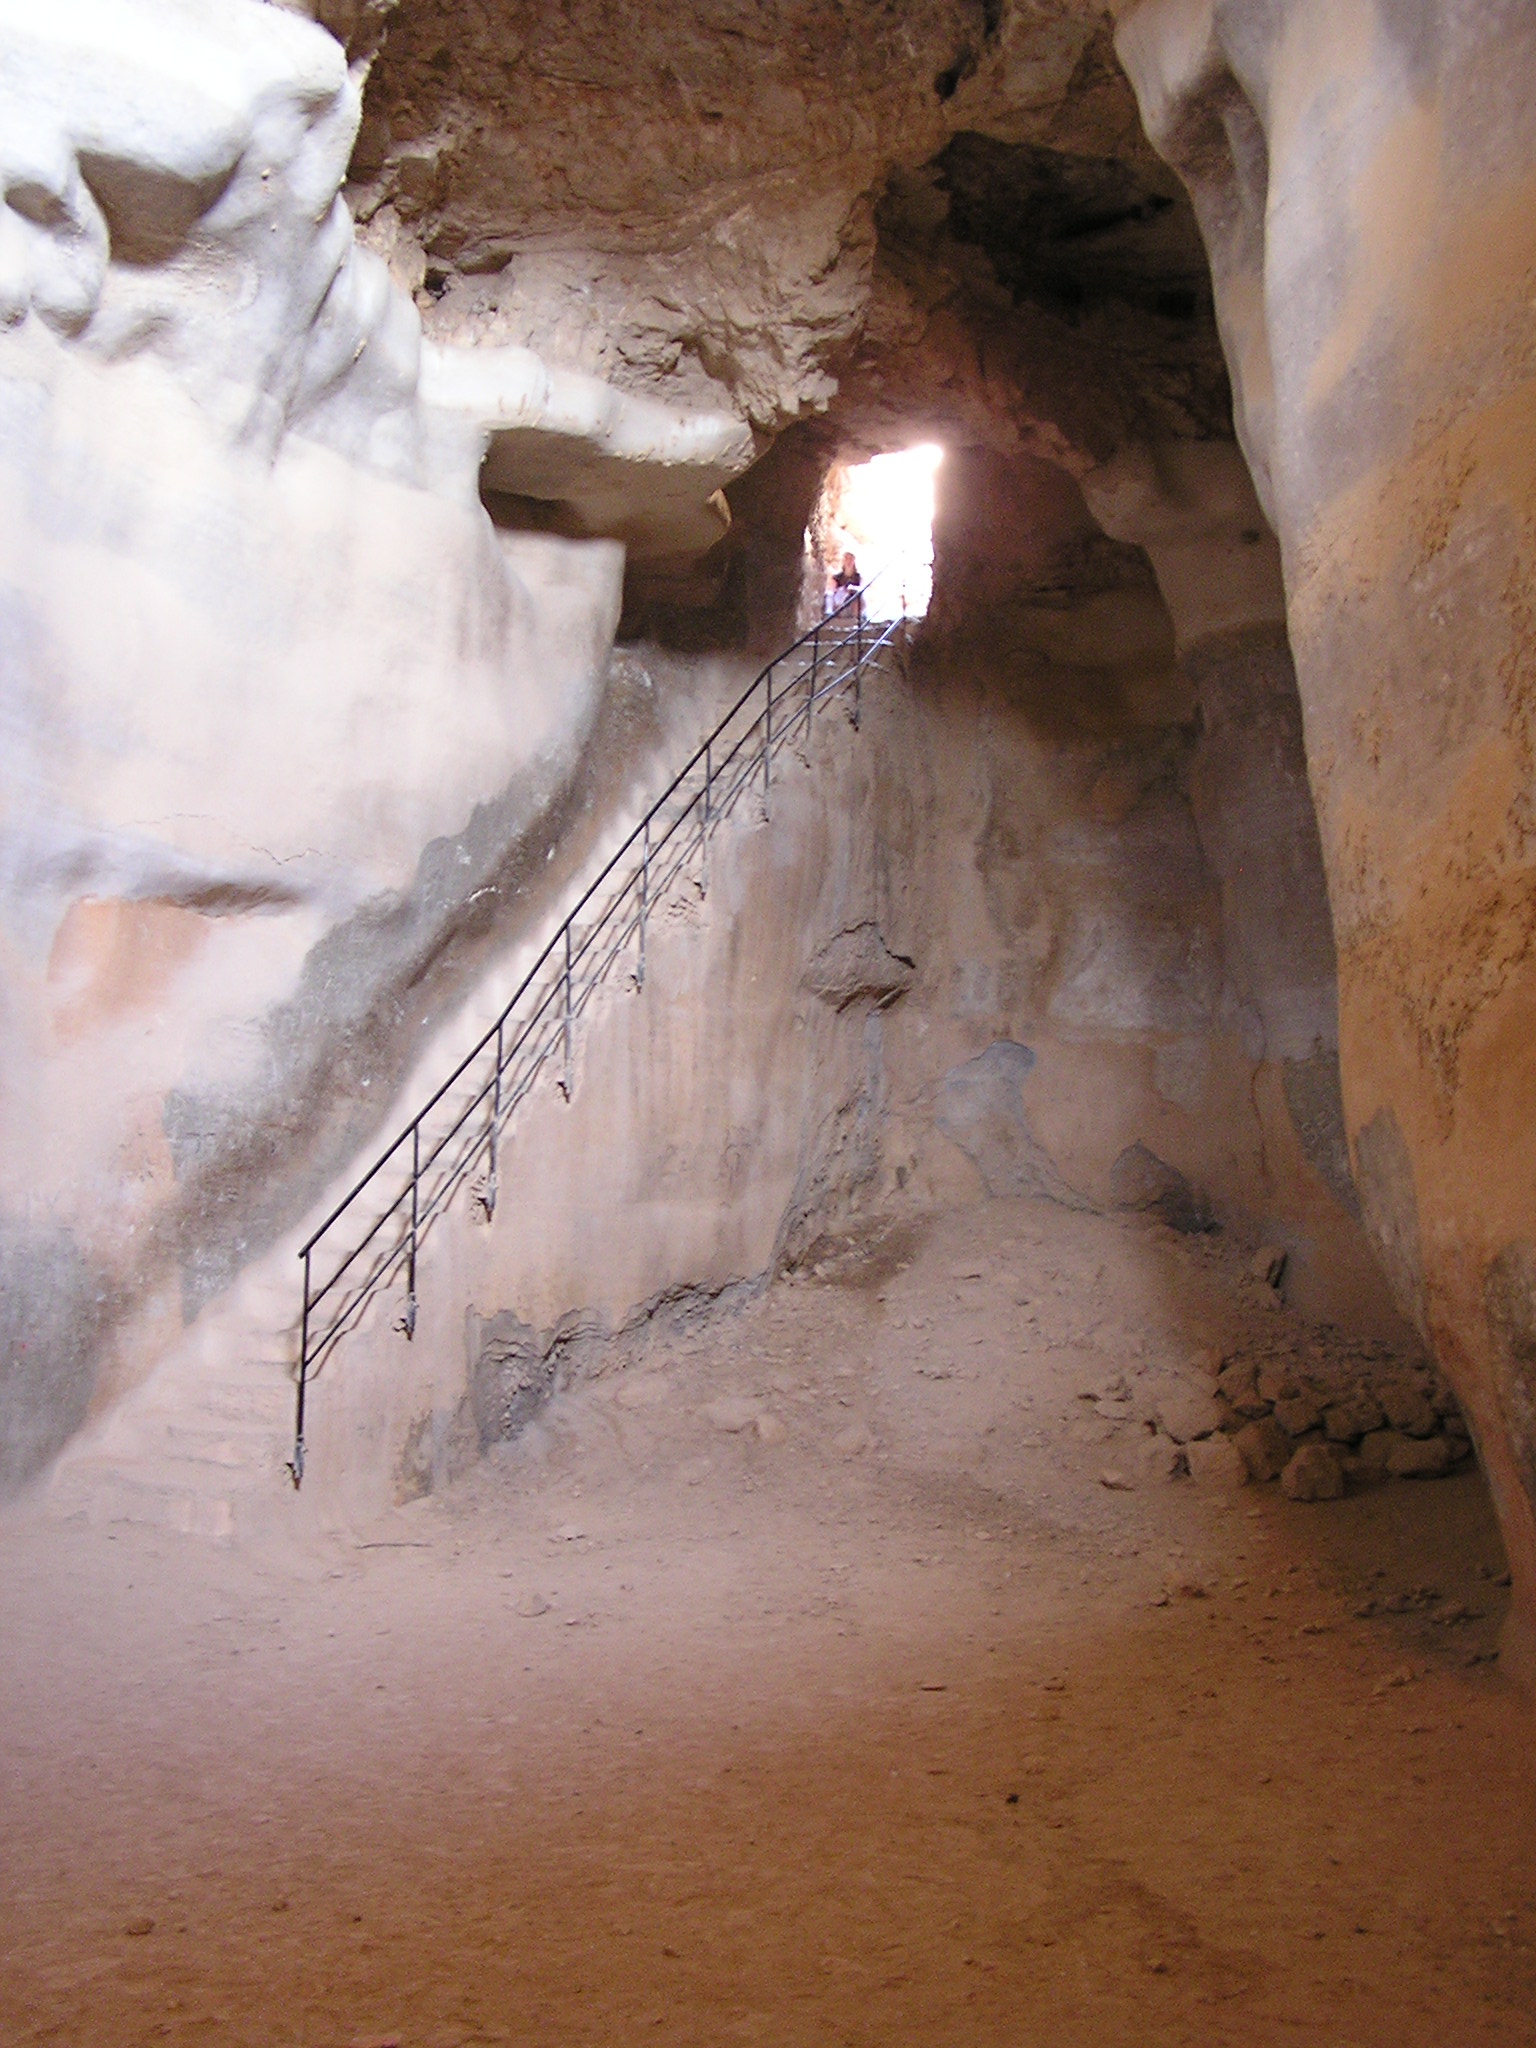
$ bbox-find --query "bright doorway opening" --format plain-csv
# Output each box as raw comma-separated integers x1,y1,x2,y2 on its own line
814,442,944,620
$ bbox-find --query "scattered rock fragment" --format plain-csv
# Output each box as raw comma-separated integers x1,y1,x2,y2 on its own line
1156,1384,1223,1443
1281,1443,1345,1501
1379,1586,1441,1614
1384,1432,1460,1479
124,1917,155,1938
1248,1244,1288,1288
755,1412,787,1446
830,1422,874,1458
1371,1664,1420,1695
1273,1390,1325,1437
702,1397,761,1433
1098,1469,1134,1491
1185,1433,1248,1489
1235,1415,1292,1483
1164,1575,1208,1601
1324,1391,1384,1441
514,1592,552,1618
1108,1141,1210,1232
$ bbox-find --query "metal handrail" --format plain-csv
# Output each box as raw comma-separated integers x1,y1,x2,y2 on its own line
289,571,906,1483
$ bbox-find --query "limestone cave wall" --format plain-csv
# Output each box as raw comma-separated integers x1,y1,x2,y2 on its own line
4,0,1533,1678
1115,0,1536,1681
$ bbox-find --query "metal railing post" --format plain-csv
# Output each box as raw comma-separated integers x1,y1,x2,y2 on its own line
404,1122,419,1339
485,1018,503,1218
701,738,711,897
562,920,574,1098
853,603,865,730
809,623,820,735
291,1252,310,1488
638,815,649,989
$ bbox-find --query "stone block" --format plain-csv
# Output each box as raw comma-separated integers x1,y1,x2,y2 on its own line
1385,1433,1458,1479
1281,1442,1345,1501
1217,1359,1269,1418
1156,1384,1224,1443
1273,1391,1324,1437
1323,1392,1384,1442
1379,1379,1438,1438
1257,1360,1298,1405
1234,1415,1291,1483
1184,1433,1248,1490
1141,1435,1189,1482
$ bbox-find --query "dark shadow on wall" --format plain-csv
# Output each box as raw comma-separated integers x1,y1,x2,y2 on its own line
617,419,838,656
0,1223,115,1496
911,438,1377,1325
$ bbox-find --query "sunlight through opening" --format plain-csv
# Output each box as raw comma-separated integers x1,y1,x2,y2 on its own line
816,442,944,620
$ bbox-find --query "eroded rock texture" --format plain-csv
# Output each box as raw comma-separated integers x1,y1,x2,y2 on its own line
0,0,746,1480
4,0,1534,1681
1117,0,1536,1674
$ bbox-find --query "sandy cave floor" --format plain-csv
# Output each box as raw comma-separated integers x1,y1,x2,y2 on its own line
2,1196,1535,2048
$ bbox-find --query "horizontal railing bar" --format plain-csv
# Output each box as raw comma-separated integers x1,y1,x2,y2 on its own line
297,603,906,1402
308,987,597,1365
305,1179,415,1308
298,572,891,1255
308,1226,412,1360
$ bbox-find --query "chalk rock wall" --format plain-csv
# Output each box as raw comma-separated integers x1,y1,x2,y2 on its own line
291,429,1409,1524
14,0,1528,1660
340,0,1115,431
0,0,746,1490
1116,0,1536,1674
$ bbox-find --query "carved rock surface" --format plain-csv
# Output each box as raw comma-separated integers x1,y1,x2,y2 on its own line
1118,0,1536,1670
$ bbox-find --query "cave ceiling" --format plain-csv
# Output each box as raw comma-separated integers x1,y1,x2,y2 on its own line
334,0,1231,466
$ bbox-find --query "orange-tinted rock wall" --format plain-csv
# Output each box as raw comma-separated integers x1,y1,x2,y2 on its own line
1119,0,1536,1676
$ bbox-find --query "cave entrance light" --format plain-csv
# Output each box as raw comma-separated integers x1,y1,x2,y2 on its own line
820,442,943,620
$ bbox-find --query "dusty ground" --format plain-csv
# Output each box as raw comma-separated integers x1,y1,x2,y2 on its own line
2,1195,1534,2047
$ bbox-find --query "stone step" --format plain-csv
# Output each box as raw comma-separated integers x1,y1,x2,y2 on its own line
135,1377,293,1429
159,1424,282,1470
50,1462,242,1540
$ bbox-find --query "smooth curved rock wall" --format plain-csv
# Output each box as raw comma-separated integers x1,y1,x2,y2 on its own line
1116,0,1536,1674
11,0,1527,1660
0,0,747,1490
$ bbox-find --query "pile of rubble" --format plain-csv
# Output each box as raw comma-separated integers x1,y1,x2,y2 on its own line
1142,1332,1476,1502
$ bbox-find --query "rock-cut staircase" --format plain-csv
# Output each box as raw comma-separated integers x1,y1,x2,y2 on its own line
44,1258,301,1540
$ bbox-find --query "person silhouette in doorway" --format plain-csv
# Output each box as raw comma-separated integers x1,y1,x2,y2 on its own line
828,549,862,622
